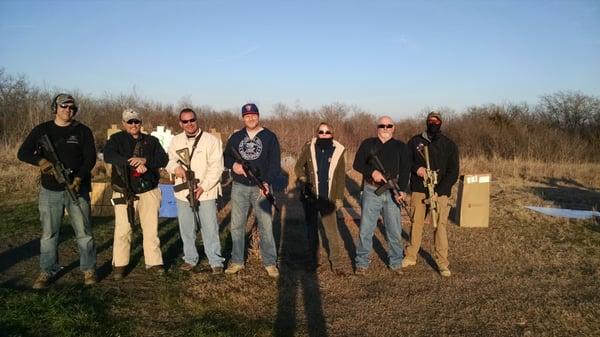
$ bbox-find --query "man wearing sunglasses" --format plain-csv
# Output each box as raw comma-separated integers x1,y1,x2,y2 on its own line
353,116,411,275
223,103,281,278
104,108,168,279
18,93,98,288
403,111,459,277
166,108,225,273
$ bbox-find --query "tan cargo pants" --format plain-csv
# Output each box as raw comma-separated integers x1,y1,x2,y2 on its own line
404,192,450,268
112,187,163,268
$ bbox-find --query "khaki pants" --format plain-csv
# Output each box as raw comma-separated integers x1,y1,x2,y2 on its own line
405,192,450,268
112,187,163,267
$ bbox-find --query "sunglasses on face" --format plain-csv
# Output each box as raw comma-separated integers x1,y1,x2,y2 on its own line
377,124,394,129
427,119,442,125
318,130,332,135
180,118,196,124
59,104,75,110
126,119,141,125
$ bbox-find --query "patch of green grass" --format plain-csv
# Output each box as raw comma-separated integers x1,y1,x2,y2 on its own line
0,202,39,233
0,286,130,337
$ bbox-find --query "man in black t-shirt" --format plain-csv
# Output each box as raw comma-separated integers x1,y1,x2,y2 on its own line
18,93,97,289
353,116,411,275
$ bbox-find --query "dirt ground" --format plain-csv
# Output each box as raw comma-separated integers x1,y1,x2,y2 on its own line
1,169,599,337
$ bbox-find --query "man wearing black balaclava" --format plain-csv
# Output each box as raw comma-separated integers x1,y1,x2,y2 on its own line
403,111,459,277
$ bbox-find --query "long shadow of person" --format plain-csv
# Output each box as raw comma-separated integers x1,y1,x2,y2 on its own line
273,193,328,337
344,174,388,266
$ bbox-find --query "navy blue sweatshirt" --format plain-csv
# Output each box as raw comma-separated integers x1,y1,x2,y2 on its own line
17,120,96,194
224,128,281,186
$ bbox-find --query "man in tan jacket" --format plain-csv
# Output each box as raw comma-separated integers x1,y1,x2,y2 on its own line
166,108,225,273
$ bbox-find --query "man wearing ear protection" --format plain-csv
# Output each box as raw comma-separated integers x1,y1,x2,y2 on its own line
18,93,98,289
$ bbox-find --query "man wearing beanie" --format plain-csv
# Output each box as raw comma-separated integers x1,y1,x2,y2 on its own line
18,93,98,288
403,111,459,277
223,103,281,278
104,108,168,279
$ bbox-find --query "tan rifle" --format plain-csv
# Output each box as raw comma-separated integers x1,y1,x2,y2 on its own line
417,144,439,228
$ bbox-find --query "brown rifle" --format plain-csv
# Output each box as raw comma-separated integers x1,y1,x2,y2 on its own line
417,144,439,228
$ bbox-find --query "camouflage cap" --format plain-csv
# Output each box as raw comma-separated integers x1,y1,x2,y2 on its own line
55,94,75,105
427,111,442,123
122,108,142,122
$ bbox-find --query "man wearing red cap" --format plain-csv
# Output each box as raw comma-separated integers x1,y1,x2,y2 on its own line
403,111,459,277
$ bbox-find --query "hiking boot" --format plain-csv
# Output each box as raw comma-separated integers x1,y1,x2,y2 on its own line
211,266,223,275
224,263,244,274
390,266,404,275
401,259,416,268
149,265,165,275
83,270,97,286
332,268,348,277
439,266,451,277
354,266,368,276
113,266,126,281
265,265,279,278
179,262,195,272
32,272,51,289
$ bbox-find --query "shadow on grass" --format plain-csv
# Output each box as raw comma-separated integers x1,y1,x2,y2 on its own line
0,285,129,337
0,215,114,275
274,212,327,337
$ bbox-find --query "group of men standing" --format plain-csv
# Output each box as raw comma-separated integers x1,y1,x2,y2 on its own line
17,93,459,289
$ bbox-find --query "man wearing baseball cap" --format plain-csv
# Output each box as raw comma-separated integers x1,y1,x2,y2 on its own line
104,108,169,279
403,111,459,277
17,93,98,288
223,103,281,278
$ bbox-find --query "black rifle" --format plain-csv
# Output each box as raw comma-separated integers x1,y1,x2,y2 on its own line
39,134,81,206
369,153,408,208
173,148,201,226
111,165,138,227
230,146,280,212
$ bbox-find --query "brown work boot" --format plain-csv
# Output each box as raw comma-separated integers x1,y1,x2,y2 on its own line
32,272,51,289
83,270,97,286
211,266,223,275
179,262,195,272
224,263,244,274
354,266,368,276
265,265,279,278
113,266,126,281
149,265,165,275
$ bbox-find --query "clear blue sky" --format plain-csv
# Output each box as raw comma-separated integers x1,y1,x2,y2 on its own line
1,0,599,118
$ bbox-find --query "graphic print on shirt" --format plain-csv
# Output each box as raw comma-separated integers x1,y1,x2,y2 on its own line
238,135,263,161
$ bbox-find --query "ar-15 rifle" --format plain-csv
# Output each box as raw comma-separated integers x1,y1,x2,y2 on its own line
39,134,81,206
111,165,139,227
369,153,408,208
416,143,439,228
230,146,280,212
173,148,201,226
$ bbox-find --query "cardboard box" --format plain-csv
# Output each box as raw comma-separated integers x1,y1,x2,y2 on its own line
455,174,491,227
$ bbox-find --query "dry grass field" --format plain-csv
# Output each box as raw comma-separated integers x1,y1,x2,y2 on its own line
1,150,599,336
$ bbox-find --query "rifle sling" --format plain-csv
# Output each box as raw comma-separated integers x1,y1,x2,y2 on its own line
188,130,204,163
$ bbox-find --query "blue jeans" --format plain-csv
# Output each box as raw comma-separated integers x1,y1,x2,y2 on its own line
355,184,404,269
38,187,96,274
176,198,224,268
229,182,277,266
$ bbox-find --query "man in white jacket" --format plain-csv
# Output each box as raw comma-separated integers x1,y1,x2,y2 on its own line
166,108,225,273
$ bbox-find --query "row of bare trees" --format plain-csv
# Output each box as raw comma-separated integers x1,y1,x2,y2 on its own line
1,68,599,161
